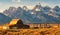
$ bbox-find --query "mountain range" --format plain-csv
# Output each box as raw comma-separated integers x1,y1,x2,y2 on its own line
1,4,60,24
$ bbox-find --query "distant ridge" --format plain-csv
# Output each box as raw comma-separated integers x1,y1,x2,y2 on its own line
0,13,11,25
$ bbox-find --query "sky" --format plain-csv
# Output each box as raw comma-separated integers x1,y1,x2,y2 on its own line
0,0,60,13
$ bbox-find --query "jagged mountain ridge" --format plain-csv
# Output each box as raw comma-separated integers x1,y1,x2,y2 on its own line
3,4,60,23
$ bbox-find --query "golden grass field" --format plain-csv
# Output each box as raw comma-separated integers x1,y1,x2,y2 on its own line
0,19,59,35
0,27,60,35
1,19,60,35
0,23,60,35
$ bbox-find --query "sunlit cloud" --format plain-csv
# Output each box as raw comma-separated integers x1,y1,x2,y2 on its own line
0,3,23,12
27,6,34,9
12,0,21,2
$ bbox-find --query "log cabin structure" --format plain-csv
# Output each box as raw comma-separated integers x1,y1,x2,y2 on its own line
9,19,30,29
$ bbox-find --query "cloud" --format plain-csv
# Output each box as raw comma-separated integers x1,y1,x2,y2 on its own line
27,6,34,9
12,0,21,2
0,3,23,13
